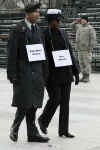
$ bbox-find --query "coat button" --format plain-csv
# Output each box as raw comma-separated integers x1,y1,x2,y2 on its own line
32,72,34,75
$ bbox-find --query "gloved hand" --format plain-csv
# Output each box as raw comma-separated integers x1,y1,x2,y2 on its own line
10,78,19,85
75,75,79,85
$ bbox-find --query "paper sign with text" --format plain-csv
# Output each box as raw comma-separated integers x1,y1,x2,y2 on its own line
26,44,46,62
52,50,72,67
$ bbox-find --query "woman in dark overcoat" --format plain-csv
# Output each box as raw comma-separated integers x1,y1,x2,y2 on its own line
38,9,79,138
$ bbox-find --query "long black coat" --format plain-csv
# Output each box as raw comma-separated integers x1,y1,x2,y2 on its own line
44,27,79,86
7,21,47,109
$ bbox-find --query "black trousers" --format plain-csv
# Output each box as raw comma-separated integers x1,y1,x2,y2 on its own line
11,106,38,137
40,82,71,135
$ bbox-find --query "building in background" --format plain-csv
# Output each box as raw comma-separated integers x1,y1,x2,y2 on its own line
0,0,40,9
0,0,74,9
0,0,99,9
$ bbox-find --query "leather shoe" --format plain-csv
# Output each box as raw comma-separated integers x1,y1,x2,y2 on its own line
9,128,18,142
38,118,47,135
28,133,50,143
59,132,75,138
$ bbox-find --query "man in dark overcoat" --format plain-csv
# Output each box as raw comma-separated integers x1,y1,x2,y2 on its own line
7,3,49,143
38,9,79,138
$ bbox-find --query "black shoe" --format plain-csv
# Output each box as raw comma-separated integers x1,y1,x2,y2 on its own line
9,128,18,142
59,133,75,138
38,118,47,135
80,78,89,83
28,133,50,143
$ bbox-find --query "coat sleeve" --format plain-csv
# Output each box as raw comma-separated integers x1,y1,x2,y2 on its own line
68,21,80,32
89,27,97,50
7,27,19,82
41,29,49,83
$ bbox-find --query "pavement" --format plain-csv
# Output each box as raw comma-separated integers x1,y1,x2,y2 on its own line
0,69,100,150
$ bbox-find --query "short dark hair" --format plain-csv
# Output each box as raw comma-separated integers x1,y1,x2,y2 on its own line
25,3,41,13
81,15,88,22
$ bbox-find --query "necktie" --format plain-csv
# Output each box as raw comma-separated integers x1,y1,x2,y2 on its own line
31,24,35,33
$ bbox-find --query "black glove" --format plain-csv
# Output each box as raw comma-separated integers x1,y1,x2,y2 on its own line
75,75,79,85
10,78,19,85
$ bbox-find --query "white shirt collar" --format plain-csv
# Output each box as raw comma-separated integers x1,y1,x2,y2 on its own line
25,18,35,30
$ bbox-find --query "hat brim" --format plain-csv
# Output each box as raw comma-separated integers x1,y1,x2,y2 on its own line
46,14,63,22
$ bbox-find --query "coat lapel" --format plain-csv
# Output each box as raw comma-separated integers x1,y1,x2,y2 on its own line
59,28,69,49
20,21,33,43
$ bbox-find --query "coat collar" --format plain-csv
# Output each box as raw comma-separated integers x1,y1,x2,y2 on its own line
19,21,41,44
25,18,36,31
48,27,69,49
59,28,69,49
48,26,66,40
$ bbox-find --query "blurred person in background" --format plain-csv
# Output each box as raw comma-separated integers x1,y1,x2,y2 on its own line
71,15,96,82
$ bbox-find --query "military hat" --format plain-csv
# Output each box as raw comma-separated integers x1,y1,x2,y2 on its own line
46,9,63,22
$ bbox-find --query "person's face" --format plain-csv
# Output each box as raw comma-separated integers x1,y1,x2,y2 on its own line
26,8,40,24
81,19,87,25
50,19,60,28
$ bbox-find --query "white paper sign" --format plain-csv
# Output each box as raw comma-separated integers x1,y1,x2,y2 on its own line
26,44,46,62
52,50,72,67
